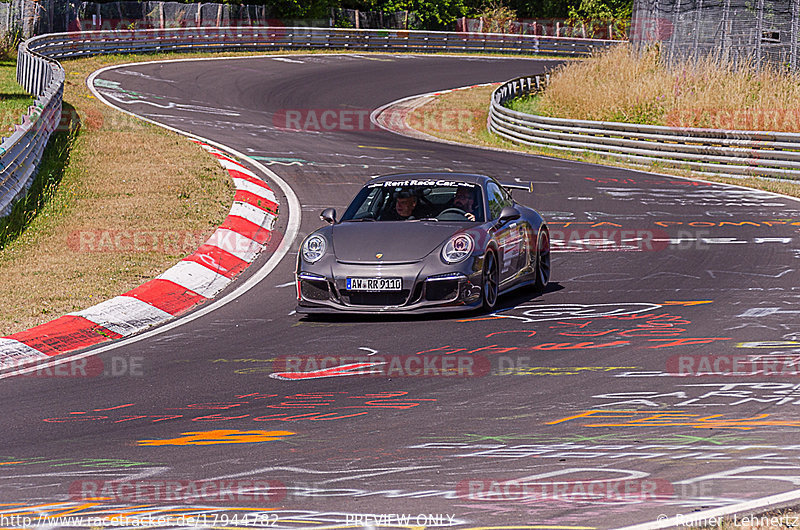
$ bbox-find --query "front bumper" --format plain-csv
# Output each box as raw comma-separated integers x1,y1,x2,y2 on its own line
296,259,483,314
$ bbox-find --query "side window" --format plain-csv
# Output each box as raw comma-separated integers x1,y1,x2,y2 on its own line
352,188,385,219
486,182,512,220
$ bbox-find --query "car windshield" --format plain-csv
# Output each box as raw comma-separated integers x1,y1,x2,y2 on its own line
340,180,485,222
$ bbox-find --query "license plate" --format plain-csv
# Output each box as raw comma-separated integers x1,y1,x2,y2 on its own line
346,277,402,291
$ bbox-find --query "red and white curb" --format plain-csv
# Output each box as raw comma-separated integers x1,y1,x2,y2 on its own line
370,82,501,142
0,140,278,368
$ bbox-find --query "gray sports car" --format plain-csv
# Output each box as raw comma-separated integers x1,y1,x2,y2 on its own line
295,172,550,314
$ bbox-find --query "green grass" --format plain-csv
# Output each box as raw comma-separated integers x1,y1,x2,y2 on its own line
0,53,233,335
0,57,33,136
507,93,542,115
0,103,77,250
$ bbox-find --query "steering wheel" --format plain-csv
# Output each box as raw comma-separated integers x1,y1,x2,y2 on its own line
437,207,468,220
439,207,467,216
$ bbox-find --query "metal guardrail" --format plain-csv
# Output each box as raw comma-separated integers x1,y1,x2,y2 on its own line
489,75,800,179
25,27,617,59
3,27,619,218
1,40,64,217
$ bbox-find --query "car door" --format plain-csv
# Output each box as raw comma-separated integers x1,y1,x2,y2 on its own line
486,181,524,285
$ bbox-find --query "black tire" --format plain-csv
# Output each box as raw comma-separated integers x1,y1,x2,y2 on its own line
533,226,551,291
482,250,499,311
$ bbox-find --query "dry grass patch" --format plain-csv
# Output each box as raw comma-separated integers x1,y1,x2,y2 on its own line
405,84,800,199
0,54,234,336
515,44,800,131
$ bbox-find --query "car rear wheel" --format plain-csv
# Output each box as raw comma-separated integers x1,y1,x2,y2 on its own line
482,250,499,311
534,226,551,291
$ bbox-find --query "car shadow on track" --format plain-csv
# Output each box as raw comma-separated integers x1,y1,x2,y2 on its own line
297,282,565,324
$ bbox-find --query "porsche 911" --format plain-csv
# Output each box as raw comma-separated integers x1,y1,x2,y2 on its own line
295,172,550,314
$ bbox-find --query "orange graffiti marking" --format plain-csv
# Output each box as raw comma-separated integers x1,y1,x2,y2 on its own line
485,330,537,338
137,429,295,446
646,337,730,348
546,410,800,430
529,340,630,350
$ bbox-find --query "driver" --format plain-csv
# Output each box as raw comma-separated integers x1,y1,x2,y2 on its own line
453,185,478,221
382,188,421,220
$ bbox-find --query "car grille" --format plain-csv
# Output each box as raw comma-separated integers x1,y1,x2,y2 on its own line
425,279,460,301
300,278,331,301
343,290,410,306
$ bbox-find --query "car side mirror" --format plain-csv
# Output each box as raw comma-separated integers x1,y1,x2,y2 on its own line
497,206,521,224
320,208,337,224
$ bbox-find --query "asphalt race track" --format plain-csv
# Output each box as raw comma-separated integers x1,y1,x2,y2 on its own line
1,53,800,529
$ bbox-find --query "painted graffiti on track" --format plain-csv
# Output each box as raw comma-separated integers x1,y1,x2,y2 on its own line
43,392,436,425
546,410,800,430
270,355,491,380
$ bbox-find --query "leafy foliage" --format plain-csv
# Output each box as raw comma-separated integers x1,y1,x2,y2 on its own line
476,1,517,33
365,0,471,29
72,0,632,30
567,0,632,37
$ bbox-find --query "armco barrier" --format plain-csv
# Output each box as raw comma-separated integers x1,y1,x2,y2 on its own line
489,75,800,179
24,27,617,59
0,40,64,217
5,27,618,217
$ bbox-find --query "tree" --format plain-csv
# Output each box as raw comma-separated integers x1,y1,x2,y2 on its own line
465,0,571,19
476,1,517,33
354,0,471,29
258,0,338,17
567,0,632,37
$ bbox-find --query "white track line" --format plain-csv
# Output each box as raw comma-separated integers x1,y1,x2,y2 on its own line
0,58,302,380
614,489,800,529
373,86,800,529
12,53,800,529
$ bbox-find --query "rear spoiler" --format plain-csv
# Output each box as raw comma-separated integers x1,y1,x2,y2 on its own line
501,181,535,193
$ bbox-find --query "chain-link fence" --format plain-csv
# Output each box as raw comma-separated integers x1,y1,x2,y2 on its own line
0,0,46,39
0,2,426,35
68,2,325,32
456,17,625,40
331,8,417,29
632,0,800,69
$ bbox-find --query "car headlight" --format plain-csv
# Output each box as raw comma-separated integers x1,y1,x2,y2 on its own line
302,235,327,263
441,234,474,264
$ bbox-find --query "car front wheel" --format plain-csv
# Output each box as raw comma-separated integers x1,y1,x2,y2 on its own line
481,250,499,311
534,226,551,291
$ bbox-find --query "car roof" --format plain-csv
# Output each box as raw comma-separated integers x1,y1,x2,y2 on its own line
368,172,490,186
